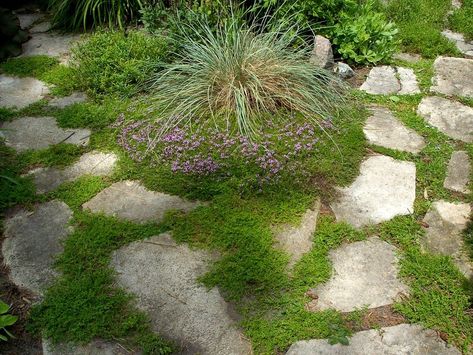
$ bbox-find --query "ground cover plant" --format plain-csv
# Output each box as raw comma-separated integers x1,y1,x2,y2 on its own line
449,0,473,40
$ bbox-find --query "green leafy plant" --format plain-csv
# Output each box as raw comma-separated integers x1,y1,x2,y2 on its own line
0,300,18,341
70,29,170,97
147,13,347,137
48,0,145,30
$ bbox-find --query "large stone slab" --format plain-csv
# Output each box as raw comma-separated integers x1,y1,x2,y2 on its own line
331,155,416,228
364,107,425,153
306,237,408,312
20,32,80,64
30,21,52,34
444,151,470,194
286,324,460,354
111,233,251,354
360,66,420,95
2,200,73,296
42,339,132,355
273,200,320,269
48,92,87,109
28,151,118,193
0,75,49,109
0,116,90,152
431,57,473,97
442,30,473,58
417,96,473,142
421,201,473,278
17,13,44,29
82,180,199,223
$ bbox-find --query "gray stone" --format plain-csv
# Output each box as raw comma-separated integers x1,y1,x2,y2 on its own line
331,155,416,228
421,201,473,279
30,21,52,33
431,57,473,98
442,30,473,58
393,52,422,63
2,200,73,295
273,200,320,269
444,151,470,193
334,62,355,79
364,107,425,153
0,75,49,109
311,35,334,70
417,96,473,142
398,67,421,94
48,92,87,108
20,32,80,64
360,66,400,95
360,66,420,95
0,116,90,152
286,324,461,355
42,339,135,355
83,180,199,223
306,237,408,312
111,233,251,354
28,151,118,193
17,13,44,29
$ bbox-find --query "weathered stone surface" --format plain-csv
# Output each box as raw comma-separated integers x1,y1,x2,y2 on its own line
83,180,199,223
331,155,416,228
2,200,73,295
0,75,49,109
364,107,425,153
30,21,52,33
42,339,134,355
417,96,473,142
334,62,355,79
111,233,251,355
398,67,421,94
17,13,44,29
28,151,118,193
48,92,87,108
431,57,473,97
311,35,334,70
360,66,400,95
444,151,470,193
21,32,80,63
0,116,90,152
393,52,422,63
286,324,461,355
442,30,473,58
360,66,420,95
306,237,408,312
421,201,473,278
273,200,320,269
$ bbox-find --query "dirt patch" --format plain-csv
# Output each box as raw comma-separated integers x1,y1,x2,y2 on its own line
347,66,371,88
343,305,406,332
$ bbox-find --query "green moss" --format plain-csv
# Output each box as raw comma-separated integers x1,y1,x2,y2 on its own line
0,55,59,77
21,144,84,168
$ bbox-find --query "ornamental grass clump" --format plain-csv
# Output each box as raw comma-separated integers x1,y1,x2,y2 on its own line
147,13,347,138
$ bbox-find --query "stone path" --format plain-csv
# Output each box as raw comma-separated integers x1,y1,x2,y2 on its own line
431,57,473,97
0,116,90,152
442,30,473,58
286,324,460,354
360,66,420,95
444,151,471,193
28,151,118,193
331,155,416,228
20,33,80,64
111,233,251,354
0,75,49,109
48,92,87,108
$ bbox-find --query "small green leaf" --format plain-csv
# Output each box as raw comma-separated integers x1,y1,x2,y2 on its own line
0,315,18,327
0,301,9,315
390,96,400,102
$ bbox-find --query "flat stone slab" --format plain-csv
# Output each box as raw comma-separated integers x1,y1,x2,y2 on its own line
431,57,473,98
360,66,420,95
421,201,473,278
42,339,132,355
0,75,49,109
111,233,251,354
17,13,44,29
2,200,73,295
273,200,320,269
30,21,52,33
442,30,473,58
0,116,90,152
444,151,470,193
82,180,199,223
417,96,473,142
364,107,426,153
28,151,118,193
306,237,408,312
286,324,461,354
48,92,87,109
20,32,80,64
393,52,422,63
331,155,416,228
